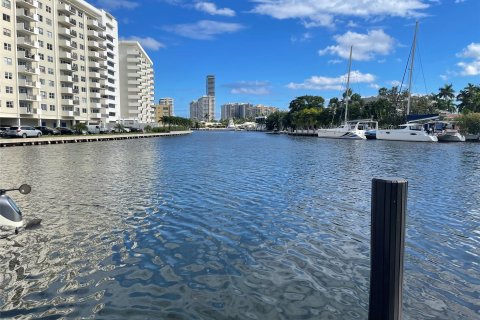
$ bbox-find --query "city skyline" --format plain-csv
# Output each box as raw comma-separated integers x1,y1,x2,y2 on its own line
90,0,479,119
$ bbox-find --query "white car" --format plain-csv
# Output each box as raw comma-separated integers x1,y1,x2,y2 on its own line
6,126,42,138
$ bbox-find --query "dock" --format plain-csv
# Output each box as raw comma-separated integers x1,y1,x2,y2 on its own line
0,131,191,148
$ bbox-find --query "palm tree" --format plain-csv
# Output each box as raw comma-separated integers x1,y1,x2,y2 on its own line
437,84,456,112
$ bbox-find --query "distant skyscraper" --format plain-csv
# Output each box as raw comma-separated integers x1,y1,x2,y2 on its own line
206,75,215,96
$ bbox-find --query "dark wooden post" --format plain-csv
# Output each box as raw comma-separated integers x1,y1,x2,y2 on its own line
369,178,408,320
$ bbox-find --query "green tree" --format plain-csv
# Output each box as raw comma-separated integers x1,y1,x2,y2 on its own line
436,84,456,112
73,122,87,134
457,83,480,113
456,113,480,135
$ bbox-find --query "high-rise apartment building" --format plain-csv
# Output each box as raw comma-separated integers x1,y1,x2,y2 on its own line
118,41,154,124
206,74,214,96
0,0,120,128
221,103,278,120
154,97,173,123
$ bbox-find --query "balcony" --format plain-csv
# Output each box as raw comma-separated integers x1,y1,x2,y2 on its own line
61,99,74,106
89,72,100,79
58,15,74,26
58,39,74,50
99,69,108,78
88,41,106,51
90,82,101,89
59,27,73,38
62,110,74,117
90,92,101,99
127,57,140,63
17,37,39,49
127,73,138,78
60,75,73,83
128,94,141,100
59,63,72,71
17,9,39,22
89,61,100,69
61,87,73,94
88,19,106,30
90,113,102,119
128,87,141,93
18,79,40,88
128,79,140,85
20,106,38,115
59,51,74,61
57,3,71,13
18,65,38,74
16,23,38,35
90,103,101,109
87,30,103,40
19,93,40,101
16,0,39,9
17,51,39,61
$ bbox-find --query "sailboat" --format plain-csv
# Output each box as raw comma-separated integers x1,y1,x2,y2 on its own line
226,119,236,131
376,22,438,142
317,46,378,140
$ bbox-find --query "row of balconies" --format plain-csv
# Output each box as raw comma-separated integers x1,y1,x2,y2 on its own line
17,0,38,9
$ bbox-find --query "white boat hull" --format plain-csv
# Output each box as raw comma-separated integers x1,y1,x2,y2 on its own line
0,214,23,228
376,129,438,142
437,132,465,142
317,129,366,140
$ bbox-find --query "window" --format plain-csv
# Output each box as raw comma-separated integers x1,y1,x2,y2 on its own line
4,72,12,79
79,22,84,28
3,14,10,22
46,18,52,26
81,66,85,71
38,40,44,48
80,55,85,61
4,43,11,51
38,2,42,9
46,6,51,13
38,27,43,35
79,44,84,50
39,78,45,85
40,91,46,98
39,53,44,60
81,87,86,92
38,14,43,22
6,101,13,108
50,105,55,111
5,86,13,93
47,56,53,62
41,104,47,111
47,43,53,50
3,28,10,37
49,93,55,99
2,0,11,9
49,80,54,87
39,66,45,73
78,12,83,18
4,57,12,65
47,31,52,38
81,76,85,82
79,33,84,39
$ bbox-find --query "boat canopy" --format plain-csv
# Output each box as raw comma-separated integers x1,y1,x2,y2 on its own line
406,114,439,123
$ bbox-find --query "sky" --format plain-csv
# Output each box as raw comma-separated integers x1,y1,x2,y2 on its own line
90,0,479,119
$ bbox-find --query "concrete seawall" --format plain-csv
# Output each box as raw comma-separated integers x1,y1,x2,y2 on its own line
0,131,191,148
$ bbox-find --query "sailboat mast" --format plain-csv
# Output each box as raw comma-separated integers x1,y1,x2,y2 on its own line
406,21,418,116
345,46,353,123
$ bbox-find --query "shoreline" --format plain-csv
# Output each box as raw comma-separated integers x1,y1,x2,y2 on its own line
0,131,192,148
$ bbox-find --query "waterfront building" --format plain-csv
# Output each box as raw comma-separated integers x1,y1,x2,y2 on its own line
190,75,215,121
0,0,120,128
220,103,278,120
118,41,154,124
154,97,173,123
190,95,214,121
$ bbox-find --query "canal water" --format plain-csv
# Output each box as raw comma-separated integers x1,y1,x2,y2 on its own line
0,131,478,319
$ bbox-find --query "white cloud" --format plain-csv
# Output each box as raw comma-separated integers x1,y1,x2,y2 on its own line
319,29,395,61
457,43,480,76
97,0,139,10
287,70,375,90
251,0,429,27
225,81,271,95
195,2,235,16
290,32,312,43
122,36,165,50
164,20,244,40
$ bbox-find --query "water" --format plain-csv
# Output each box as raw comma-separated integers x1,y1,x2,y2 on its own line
0,132,479,319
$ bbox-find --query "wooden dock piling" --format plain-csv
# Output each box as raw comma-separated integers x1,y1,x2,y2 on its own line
369,178,408,320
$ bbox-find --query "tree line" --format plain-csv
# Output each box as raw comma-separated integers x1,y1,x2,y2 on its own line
265,83,480,134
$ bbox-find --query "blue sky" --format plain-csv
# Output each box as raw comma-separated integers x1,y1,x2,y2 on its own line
91,0,479,118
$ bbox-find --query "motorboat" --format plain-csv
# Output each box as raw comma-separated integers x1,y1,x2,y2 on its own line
376,123,438,142
0,184,41,234
434,121,465,142
226,119,235,131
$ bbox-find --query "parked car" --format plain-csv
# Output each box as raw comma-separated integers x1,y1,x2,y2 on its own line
87,125,109,134
0,126,10,137
126,127,143,133
56,127,75,135
6,126,42,138
35,126,59,135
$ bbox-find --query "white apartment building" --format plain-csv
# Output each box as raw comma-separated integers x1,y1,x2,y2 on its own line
118,41,154,124
0,0,120,128
190,95,214,121
221,102,278,120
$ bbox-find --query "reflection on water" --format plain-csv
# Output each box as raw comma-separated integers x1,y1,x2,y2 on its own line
0,132,479,319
